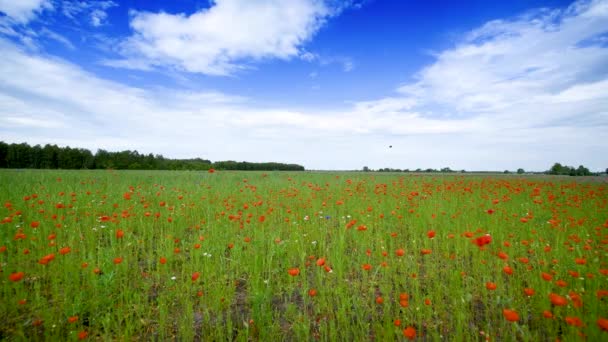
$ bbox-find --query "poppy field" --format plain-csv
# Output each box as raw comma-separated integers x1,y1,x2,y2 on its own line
1,169,607,341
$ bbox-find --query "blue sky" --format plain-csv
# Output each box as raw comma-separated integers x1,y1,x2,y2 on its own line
1,0,607,171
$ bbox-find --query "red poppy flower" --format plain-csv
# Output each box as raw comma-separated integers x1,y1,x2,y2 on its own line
396,248,405,257
192,272,200,282
597,317,608,331
403,326,416,340
427,230,436,239
486,282,497,290
316,258,325,266
59,247,71,255
38,254,55,265
549,293,568,306
503,309,519,322
524,288,535,296
474,234,492,247
113,257,123,264
362,263,372,271
565,316,583,327
287,268,300,276
116,229,124,239
308,289,317,297
208,168,215,173
9,272,24,282
30,221,40,228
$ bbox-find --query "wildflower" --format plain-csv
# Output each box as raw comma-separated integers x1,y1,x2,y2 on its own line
503,309,519,322
308,289,317,297
316,258,326,266
597,317,608,332
486,282,497,290
116,229,124,239
549,293,568,306
59,247,71,255
362,264,372,271
68,316,78,323
427,230,436,239
503,266,513,275
474,234,492,247
375,296,384,304
208,168,215,173
38,254,55,265
9,272,24,282
287,268,300,276
78,330,88,340
524,288,535,296
30,221,40,228
396,248,405,257
113,257,123,264
192,272,200,282
159,257,167,265
565,316,583,327
420,248,432,255
403,326,416,340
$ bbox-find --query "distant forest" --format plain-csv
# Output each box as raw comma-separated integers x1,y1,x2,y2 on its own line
0,142,305,171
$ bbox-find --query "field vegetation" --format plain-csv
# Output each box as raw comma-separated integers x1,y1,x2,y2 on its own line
1,170,607,340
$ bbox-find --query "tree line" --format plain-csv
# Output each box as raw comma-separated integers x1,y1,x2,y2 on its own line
363,163,605,176
0,142,305,171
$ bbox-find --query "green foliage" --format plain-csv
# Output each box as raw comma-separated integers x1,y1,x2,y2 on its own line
547,162,592,176
0,141,304,171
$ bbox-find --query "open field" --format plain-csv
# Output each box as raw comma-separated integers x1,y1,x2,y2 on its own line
1,170,607,341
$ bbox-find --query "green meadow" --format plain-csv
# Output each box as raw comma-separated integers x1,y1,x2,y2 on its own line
1,170,606,341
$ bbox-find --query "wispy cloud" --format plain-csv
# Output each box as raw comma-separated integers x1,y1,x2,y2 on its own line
0,0,52,24
107,0,348,76
39,27,74,50
60,0,117,26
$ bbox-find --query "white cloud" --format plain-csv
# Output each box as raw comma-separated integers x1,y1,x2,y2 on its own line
0,0,52,23
39,27,74,50
109,0,338,75
1,0,607,171
60,0,116,25
90,9,108,27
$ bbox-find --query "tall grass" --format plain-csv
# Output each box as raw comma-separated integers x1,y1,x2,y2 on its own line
1,170,606,340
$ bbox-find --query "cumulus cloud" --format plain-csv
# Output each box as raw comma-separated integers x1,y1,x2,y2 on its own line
108,0,339,75
0,0,52,23
1,0,607,171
